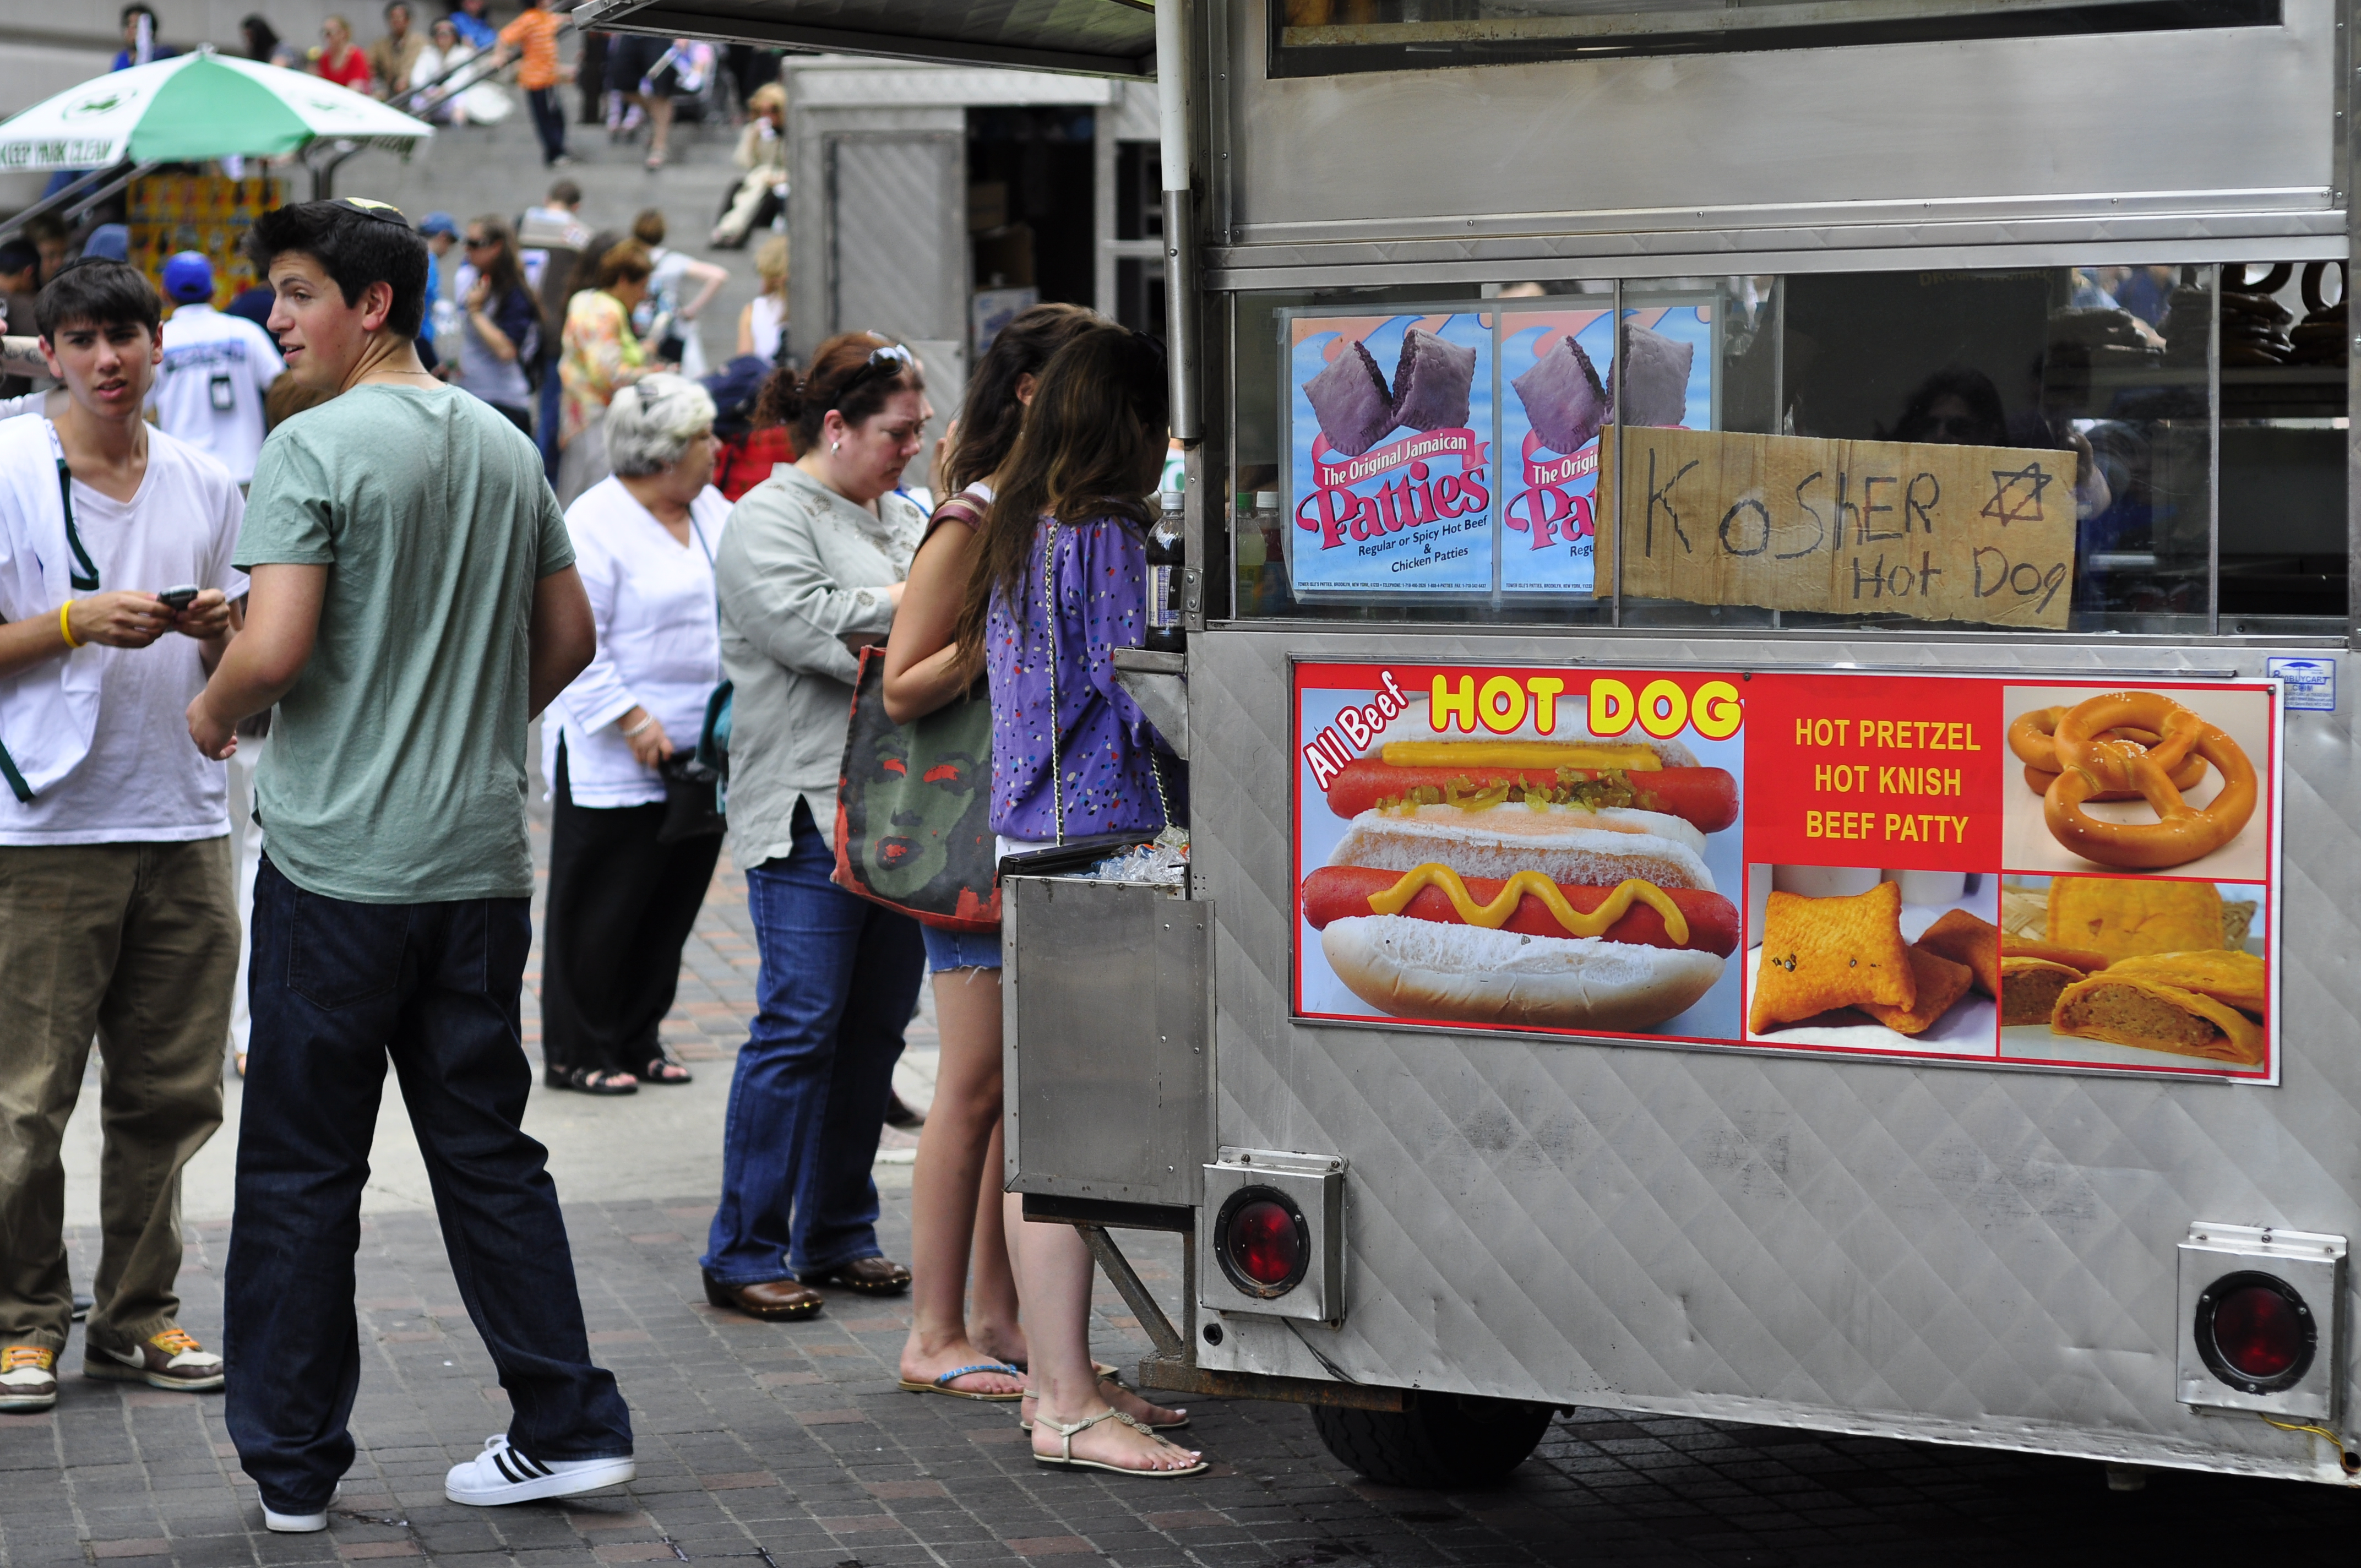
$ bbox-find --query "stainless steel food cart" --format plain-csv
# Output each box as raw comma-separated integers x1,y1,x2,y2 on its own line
583,0,2359,1488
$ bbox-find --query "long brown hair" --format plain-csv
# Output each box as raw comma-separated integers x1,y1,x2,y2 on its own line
755,329,925,453
953,323,1168,668
945,302,1097,494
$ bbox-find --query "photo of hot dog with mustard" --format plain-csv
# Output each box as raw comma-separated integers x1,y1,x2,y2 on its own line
1296,674,1744,1036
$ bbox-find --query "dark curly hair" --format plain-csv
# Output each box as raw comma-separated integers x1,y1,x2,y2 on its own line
755,330,926,453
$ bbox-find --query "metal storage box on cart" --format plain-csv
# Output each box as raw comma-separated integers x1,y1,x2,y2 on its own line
1001,852,1210,1214
585,0,2361,1487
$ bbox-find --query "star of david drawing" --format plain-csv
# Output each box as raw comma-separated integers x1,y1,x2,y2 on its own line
1980,464,2053,526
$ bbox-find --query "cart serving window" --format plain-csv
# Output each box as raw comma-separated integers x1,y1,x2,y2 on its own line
1227,263,2346,636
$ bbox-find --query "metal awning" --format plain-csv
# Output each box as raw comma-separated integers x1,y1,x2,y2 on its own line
572,0,1158,78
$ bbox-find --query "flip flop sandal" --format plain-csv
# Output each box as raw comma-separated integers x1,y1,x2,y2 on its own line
1032,1408,1206,1478
1021,1376,1187,1432
899,1362,1026,1402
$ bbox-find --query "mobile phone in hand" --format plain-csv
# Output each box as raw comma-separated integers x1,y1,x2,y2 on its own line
158,584,199,613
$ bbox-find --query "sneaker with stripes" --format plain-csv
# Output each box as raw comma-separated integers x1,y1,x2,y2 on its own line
444,1434,635,1506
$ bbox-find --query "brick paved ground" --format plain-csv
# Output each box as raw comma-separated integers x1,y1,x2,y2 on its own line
7,1196,2359,1568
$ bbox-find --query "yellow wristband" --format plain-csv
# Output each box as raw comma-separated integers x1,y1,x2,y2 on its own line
59,600,80,649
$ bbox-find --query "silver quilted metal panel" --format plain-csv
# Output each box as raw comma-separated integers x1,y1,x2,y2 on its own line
1193,627,2359,1484
828,134,960,341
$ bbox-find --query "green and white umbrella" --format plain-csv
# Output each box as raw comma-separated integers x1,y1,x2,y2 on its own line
0,47,431,171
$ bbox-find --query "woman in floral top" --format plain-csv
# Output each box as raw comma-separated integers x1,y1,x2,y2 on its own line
556,239,655,505
953,323,1201,1478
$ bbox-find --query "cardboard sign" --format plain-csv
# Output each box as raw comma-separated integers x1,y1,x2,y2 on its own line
1291,662,2282,1081
1596,428,2079,628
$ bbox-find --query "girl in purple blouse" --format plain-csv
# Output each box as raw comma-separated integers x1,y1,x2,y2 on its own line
963,328,1187,847
951,323,1201,1478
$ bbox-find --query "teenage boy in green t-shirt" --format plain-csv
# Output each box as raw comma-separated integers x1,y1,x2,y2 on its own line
187,198,629,1532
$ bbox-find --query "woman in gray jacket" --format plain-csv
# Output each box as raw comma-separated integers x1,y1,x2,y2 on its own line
700,331,930,1322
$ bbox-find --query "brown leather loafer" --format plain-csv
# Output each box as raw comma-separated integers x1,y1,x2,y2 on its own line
802,1256,912,1295
702,1270,825,1321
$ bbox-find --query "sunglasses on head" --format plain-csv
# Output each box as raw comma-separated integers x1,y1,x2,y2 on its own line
828,339,918,410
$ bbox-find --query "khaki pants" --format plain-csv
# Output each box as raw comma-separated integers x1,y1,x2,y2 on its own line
0,839,236,1354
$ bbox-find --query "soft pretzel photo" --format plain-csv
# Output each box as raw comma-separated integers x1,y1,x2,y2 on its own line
2027,692,2256,870
2006,703,2207,802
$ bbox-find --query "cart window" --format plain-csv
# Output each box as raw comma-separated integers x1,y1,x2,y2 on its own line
1270,0,2279,78
1226,262,2348,638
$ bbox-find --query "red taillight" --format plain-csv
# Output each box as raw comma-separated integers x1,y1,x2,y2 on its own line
1227,1199,1303,1287
2196,1270,2316,1393
2212,1282,2305,1379
1216,1186,1309,1298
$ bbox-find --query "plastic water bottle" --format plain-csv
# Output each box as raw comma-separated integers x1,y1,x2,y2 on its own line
1145,489,1186,653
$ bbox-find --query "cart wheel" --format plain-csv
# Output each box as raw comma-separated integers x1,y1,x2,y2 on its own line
1309,1393,1555,1488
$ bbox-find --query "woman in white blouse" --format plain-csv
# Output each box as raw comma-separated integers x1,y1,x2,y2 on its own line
542,374,731,1095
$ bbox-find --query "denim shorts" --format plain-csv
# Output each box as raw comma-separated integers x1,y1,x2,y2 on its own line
921,922,1003,973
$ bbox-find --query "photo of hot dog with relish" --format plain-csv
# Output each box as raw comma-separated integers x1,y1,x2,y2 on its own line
1298,686,1742,1034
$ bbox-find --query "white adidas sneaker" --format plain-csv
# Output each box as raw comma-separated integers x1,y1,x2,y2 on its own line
444,1434,635,1506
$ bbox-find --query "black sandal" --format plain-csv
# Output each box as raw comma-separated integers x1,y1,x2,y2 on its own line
639,1054,693,1085
545,1065,639,1095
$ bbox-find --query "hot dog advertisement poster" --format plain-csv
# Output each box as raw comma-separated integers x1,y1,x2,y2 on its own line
1293,662,2283,1082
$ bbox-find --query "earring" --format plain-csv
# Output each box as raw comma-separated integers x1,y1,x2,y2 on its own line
831,439,840,453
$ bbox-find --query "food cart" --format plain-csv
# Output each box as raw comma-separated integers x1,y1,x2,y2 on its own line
584,0,2358,1487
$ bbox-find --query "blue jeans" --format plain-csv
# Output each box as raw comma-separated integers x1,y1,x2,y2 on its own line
225,859,631,1513
703,802,922,1284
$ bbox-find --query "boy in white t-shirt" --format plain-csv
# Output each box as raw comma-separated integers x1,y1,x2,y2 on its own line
149,251,285,485
0,260,246,1415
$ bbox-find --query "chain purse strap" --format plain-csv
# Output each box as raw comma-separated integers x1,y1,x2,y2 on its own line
1042,516,1065,845
1040,514,1175,848
1144,706,1173,832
